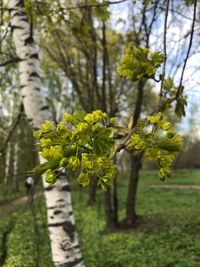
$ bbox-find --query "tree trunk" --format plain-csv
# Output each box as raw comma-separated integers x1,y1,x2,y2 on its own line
13,134,19,192
8,1,85,266
125,153,142,224
4,142,11,186
124,78,146,225
87,175,97,205
103,186,117,232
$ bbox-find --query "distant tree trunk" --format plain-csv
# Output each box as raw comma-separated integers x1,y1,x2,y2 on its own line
104,186,118,231
124,79,146,225
8,1,85,266
13,133,19,192
4,142,11,186
125,153,142,224
87,175,97,205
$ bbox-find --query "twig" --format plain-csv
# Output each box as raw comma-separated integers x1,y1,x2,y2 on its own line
178,0,197,89
0,103,24,156
0,57,21,68
159,0,170,102
36,0,128,12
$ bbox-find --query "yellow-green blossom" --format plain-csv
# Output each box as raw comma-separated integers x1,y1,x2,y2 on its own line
68,156,80,171
62,113,73,122
84,113,95,124
57,123,67,132
40,120,53,132
59,157,68,167
77,173,90,186
44,170,57,184
76,123,88,133
110,117,117,124
50,145,64,160
41,148,51,160
40,138,52,148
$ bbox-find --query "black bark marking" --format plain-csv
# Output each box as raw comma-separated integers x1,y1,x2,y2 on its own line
45,186,54,191
50,216,54,219
58,258,83,267
11,11,25,19
27,118,33,123
54,210,63,215
48,221,75,242
15,0,24,7
56,199,65,203
33,88,41,91
30,53,39,59
40,106,49,111
58,204,66,209
24,36,34,45
63,221,75,242
20,17,29,23
30,72,40,78
60,185,70,192
69,211,73,216
48,206,56,210
12,25,24,30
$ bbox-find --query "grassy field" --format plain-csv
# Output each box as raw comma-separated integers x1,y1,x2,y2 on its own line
1,169,200,267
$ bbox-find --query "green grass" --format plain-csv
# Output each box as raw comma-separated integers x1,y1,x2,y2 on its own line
1,169,200,267
0,196,53,267
0,181,43,206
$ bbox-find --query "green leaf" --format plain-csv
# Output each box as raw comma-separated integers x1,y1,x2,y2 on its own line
29,160,60,176
163,77,174,91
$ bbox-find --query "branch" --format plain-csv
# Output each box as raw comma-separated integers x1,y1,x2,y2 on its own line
52,0,128,11
178,0,197,89
0,57,21,67
0,103,24,156
155,0,170,114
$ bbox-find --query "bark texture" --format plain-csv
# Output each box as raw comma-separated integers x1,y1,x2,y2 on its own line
8,1,85,266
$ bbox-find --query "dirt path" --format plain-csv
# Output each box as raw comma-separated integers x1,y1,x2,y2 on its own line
0,192,43,220
150,184,200,190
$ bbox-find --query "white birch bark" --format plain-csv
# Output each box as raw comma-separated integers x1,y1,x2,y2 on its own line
8,1,85,266
13,129,19,191
4,142,11,185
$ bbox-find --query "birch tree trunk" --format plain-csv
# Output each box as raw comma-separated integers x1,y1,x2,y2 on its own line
4,142,11,185
8,1,85,266
13,129,19,191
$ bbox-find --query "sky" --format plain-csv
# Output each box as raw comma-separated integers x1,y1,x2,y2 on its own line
109,0,200,135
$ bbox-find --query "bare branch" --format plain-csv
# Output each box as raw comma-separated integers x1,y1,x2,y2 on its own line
178,0,197,89
0,103,24,156
35,0,128,13
158,0,170,110
0,57,21,67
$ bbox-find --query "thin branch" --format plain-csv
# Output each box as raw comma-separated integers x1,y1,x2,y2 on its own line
157,0,170,111
147,0,159,47
58,0,127,10
0,57,21,67
0,103,24,156
178,0,197,89
158,4,200,24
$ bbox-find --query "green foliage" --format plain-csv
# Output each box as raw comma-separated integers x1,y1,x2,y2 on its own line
175,96,187,117
31,43,184,186
127,113,182,180
31,108,181,185
75,170,200,267
32,110,117,190
0,197,53,267
2,171,200,267
117,43,164,81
